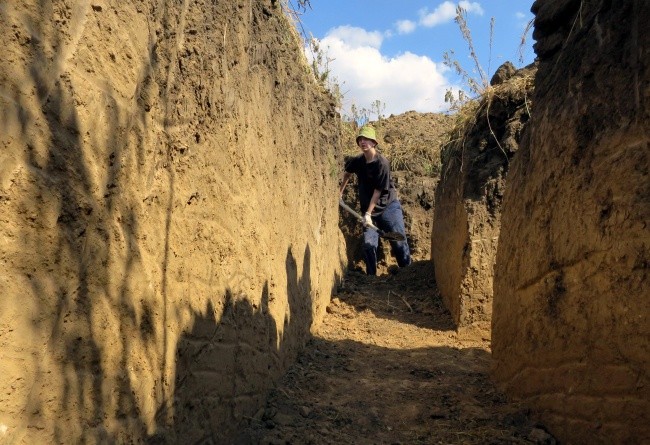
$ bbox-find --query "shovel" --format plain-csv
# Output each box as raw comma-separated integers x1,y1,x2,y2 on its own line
339,199,406,241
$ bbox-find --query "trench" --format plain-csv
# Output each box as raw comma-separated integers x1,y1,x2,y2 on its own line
237,261,552,445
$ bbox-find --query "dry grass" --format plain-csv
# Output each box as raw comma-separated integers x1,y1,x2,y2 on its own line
340,114,454,177
382,136,441,174
440,68,535,175
279,1,329,88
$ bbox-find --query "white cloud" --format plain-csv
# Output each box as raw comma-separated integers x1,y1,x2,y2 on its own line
325,25,383,49
458,1,484,15
419,2,457,27
396,19,417,35
306,27,456,116
515,12,526,20
419,1,484,27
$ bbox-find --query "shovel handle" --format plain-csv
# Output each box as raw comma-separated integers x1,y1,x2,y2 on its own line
339,199,381,232
339,199,406,242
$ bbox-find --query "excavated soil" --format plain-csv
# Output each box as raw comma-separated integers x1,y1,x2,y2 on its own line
238,262,556,445
6,1,644,443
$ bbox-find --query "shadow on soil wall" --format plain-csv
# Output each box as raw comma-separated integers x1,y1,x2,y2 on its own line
158,247,316,445
1,3,160,440
1,1,344,443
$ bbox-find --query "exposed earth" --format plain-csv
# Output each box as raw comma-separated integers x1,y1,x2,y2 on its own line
3,1,645,443
238,261,556,445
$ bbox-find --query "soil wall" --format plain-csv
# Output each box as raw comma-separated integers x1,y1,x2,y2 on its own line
0,1,345,443
431,66,534,328
492,1,650,443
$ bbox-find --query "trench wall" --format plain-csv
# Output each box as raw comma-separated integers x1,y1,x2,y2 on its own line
431,66,534,328
0,1,345,443
492,1,650,443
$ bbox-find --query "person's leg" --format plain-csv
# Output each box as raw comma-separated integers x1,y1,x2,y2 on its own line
362,226,379,275
376,200,411,267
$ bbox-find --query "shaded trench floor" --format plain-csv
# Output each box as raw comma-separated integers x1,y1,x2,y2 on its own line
239,261,554,444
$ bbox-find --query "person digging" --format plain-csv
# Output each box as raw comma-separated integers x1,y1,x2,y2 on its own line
339,125,411,276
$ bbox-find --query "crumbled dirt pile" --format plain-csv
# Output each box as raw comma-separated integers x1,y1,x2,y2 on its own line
238,261,556,444
431,63,536,328
340,112,454,273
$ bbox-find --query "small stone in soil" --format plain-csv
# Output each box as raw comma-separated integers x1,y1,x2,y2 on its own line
272,413,294,426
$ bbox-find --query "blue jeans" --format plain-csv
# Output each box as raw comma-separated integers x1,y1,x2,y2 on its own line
363,200,411,275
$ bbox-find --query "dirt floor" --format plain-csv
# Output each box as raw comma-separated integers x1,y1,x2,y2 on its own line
238,261,557,445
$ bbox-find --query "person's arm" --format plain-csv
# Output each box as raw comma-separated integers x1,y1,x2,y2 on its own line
339,172,352,197
364,188,382,220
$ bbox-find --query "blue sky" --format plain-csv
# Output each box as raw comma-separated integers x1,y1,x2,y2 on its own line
295,0,535,117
